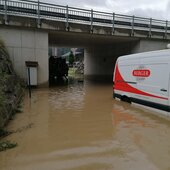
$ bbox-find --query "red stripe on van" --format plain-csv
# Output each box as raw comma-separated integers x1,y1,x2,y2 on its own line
114,64,168,100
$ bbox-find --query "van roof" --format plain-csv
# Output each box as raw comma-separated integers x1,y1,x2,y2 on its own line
118,49,170,61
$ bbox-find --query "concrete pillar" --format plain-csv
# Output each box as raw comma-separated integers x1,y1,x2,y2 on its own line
84,39,170,81
84,43,132,80
132,39,170,53
0,28,48,86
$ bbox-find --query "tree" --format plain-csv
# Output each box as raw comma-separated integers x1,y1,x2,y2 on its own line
69,51,74,66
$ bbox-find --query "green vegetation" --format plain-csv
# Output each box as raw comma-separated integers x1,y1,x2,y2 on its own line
68,67,76,77
0,129,16,152
68,67,84,82
0,39,23,152
14,108,22,114
0,141,17,152
69,51,75,65
0,38,23,128
0,129,12,138
0,89,5,107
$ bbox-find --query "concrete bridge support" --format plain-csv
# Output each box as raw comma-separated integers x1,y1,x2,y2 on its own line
84,43,133,80
0,27,48,86
0,26,170,85
132,39,170,53
84,39,170,80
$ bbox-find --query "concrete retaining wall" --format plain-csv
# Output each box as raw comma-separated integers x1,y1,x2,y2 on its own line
0,27,170,84
132,39,170,53
0,27,49,86
84,43,132,78
84,39,170,79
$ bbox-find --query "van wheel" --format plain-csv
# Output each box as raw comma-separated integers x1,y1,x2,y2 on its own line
121,96,131,103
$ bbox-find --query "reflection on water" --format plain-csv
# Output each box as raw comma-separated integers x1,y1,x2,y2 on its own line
0,80,170,170
49,84,85,111
112,102,157,128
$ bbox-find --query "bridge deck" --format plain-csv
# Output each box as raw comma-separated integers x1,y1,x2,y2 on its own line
0,0,169,37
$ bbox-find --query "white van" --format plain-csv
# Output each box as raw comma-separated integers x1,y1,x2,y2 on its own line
113,49,170,112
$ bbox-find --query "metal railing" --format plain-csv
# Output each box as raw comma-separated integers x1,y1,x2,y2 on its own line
0,0,169,37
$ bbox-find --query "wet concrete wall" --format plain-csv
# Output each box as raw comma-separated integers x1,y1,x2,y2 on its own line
132,39,170,53
0,27,48,86
84,43,133,79
0,26,170,85
84,39,170,79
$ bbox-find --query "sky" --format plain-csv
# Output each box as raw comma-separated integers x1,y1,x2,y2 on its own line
41,0,170,20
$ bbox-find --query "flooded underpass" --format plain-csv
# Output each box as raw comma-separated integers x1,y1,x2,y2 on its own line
1,80,170,170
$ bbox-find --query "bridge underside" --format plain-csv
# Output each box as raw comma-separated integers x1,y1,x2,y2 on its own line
49,31,139,81
49,31,170,81
0,26,169,86
49,31,138,46
0,1,170,85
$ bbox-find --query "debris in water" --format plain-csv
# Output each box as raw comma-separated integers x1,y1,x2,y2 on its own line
0,129,13,138
0,141,17,152
12,123,34,133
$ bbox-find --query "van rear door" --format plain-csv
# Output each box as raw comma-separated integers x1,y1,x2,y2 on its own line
137,63,169,106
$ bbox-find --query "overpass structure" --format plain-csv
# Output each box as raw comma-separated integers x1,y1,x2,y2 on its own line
0,0,170,86
0,0,170,38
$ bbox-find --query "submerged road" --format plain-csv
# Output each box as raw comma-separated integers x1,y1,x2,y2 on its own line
0,80,170,170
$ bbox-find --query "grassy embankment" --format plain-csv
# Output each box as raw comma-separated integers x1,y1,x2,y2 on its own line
0,39,23,151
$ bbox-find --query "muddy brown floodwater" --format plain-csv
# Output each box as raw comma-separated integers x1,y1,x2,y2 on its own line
1,80,170,170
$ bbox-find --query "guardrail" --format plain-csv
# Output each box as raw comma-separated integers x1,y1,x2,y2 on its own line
0,0,169,37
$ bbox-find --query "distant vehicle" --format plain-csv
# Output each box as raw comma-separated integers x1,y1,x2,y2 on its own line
49,56,68,83
113,49,170,112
